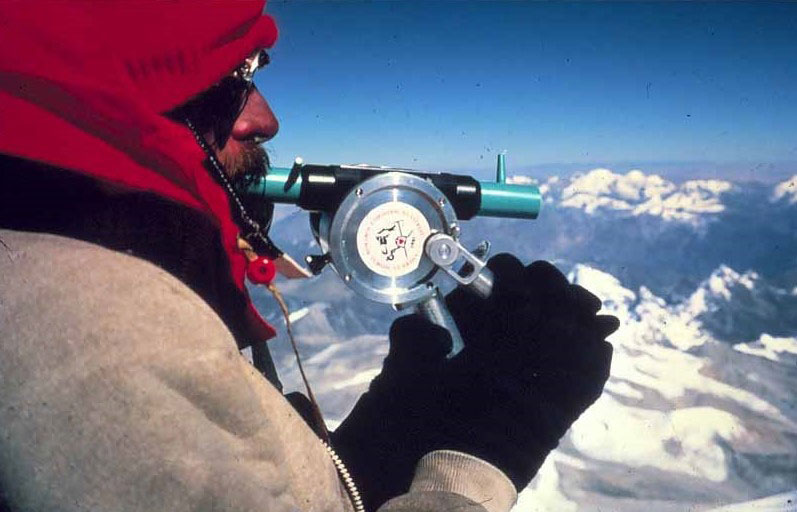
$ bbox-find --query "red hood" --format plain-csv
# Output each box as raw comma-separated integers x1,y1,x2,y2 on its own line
0,1,279,339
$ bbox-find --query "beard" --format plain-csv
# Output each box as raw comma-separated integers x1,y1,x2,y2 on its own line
214,141,275,230
218,142,269,183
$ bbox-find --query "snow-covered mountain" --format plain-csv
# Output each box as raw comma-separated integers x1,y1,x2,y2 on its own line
771,175,797,205
529,265,797,511
560,169,732,225
682,265,797,343
254,262,797,511
511,168,734,227
254,166,797,511
472,168,797,303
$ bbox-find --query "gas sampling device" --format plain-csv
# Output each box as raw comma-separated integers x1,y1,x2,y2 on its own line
243,154,542,355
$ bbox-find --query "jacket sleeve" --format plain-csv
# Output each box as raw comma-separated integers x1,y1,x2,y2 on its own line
0,230,347,512
376,451,517,512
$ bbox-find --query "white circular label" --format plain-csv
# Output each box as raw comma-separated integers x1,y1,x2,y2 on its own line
356,202,431,277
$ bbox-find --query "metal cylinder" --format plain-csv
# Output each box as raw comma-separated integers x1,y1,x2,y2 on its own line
478,182,541,219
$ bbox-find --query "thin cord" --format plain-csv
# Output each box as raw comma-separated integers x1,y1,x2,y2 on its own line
267,282,331,444
269,283,366,511
185,117,326,434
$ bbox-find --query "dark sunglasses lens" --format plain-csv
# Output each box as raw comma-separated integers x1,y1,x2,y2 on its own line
257,49,270,68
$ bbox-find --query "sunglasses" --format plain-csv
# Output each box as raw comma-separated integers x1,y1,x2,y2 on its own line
171,49,270,147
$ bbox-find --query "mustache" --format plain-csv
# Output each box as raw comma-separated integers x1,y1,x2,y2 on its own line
223,143,270,185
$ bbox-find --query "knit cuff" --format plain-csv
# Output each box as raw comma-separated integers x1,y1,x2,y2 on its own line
409,450,518,512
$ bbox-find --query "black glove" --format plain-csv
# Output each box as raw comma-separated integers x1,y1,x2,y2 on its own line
331,255,619,510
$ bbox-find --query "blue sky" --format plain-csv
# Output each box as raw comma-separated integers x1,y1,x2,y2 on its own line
258,2,797,181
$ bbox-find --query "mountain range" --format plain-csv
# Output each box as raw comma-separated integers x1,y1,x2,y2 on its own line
252,169,797,511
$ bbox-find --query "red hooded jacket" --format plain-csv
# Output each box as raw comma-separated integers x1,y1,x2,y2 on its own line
0,1,279,339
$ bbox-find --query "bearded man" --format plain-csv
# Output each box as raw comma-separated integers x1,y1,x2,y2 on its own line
0,2,618,511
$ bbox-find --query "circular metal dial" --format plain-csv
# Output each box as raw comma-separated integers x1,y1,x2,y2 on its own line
327,172,457,305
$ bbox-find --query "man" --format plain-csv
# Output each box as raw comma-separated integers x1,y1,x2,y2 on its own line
0,2,618,511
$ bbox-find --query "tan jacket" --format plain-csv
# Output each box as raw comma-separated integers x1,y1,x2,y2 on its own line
0,230,515,512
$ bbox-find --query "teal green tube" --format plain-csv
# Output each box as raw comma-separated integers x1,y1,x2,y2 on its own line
250,165,541,219
478,181,541,219
496,153,507,184
251,166,301,203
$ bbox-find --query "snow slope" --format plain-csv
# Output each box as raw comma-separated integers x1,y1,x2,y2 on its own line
525,265,797,511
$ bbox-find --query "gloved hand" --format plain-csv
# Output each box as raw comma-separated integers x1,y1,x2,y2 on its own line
331,254,619,510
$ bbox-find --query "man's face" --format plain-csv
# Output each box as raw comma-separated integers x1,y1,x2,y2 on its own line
208,87,279,181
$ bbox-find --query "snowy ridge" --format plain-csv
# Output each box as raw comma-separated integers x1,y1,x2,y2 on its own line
682,265,760,319
734,334,797,364
771,175,797,204
522,168,733,225
567,265,785,416
681,265,797,344
275,332,389,420
515,264,797,511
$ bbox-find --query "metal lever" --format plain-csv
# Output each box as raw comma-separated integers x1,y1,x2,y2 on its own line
410,233,496,357
425,233,494,299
